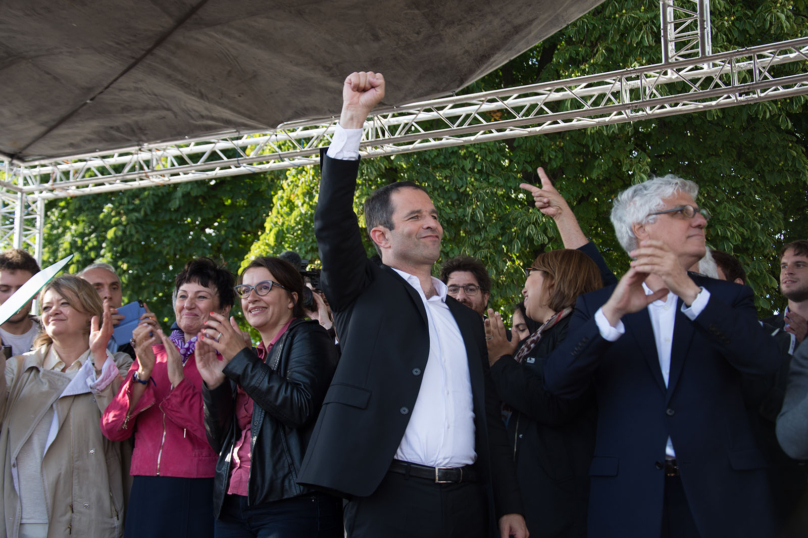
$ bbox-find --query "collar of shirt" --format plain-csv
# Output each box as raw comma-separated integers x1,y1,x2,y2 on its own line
255,317,296,360
43,345,91,373
390,267,448,302
642,282,677,308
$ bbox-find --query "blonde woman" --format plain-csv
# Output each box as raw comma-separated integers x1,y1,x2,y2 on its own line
0,275,132,538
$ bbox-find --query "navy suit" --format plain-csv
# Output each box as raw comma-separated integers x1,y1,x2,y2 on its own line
544,276,781,538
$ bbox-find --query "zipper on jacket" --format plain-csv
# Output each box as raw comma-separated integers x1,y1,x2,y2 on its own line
156,412,167,476
513,415,520,461
122,399,154,430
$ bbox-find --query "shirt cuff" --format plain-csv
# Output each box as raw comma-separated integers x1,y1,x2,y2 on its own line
595,307,625,342
88,351,120,392
681,287,710,320
326,124,362,160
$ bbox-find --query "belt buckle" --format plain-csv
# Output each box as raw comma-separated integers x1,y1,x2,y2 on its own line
434,466,457,483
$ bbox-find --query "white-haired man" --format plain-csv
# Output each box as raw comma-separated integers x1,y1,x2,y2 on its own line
544,176,780,538
79,262,136,358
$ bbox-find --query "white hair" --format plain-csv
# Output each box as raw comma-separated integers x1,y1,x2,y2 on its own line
610,175,700,254
696,248,720,279
79,262,120,280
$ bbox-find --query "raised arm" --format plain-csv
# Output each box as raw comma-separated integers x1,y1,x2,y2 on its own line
315,72,386,312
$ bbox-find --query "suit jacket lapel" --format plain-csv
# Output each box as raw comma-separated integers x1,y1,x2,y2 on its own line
382,265,428,325
625,308,667,394
666,297,695,402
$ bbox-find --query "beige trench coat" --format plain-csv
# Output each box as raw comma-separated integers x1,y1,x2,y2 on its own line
0,346,133,538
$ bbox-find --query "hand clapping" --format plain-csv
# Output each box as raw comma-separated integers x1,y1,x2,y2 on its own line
484,309,518,366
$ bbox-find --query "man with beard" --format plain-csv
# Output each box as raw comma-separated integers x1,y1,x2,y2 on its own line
440,256,491,317
0,249,41,356
764,240,808,347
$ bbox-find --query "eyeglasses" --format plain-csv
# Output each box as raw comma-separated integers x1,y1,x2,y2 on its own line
648,205,711,221
234,280,288,298
524,267,541,279
447,284,481,296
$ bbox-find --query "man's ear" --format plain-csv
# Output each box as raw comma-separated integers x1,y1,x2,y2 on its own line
370,226,391,252
632,222,648,244
482,292,490,309
733,278,745,285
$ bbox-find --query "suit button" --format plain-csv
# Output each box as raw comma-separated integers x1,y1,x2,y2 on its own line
666,408,675,416
400,407,409,415
655,461,664,470
412,368,421,376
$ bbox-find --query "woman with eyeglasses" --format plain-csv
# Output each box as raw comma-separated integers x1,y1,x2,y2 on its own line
101,257,236,538
196,256,342,538
485,249,603,538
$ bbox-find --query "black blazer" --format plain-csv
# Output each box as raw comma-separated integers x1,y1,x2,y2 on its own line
297,151,523,520
203,319,338,517
544,276,782,538
490,316,596,538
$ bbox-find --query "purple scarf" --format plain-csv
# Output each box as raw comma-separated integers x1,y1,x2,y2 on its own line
169,330,197,364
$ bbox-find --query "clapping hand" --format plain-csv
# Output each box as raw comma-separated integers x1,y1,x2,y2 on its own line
629,240,700,305
484,309,519,366
131,322,158,380
195,334,226,390
304,289,334,331
89,298,115,372
158,329,185,387
602,267,669,326
200,312,249,362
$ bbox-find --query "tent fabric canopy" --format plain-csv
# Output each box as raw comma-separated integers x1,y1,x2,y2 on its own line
1,0,604,162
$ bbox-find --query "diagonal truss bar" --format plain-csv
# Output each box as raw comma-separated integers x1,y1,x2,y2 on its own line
5,35,807,201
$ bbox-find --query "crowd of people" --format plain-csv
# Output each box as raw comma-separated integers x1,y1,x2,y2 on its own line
0,71,806,538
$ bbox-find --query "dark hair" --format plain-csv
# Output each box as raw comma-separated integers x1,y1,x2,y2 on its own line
0,249,40,275
531,249,602,312
363,181,429,256
175,257,235,309
514,301,542,334
240,257,305,319
781,240,808,260
711,250,747,284
439,256,492,294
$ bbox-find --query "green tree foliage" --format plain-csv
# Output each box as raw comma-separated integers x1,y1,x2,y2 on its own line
43,175,277,324
249,0,808,317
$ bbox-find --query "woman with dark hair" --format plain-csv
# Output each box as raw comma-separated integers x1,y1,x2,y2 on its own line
0,275,132,538
196,256,342,537
512,300,541,343
101,257,236,538
485,249,603,538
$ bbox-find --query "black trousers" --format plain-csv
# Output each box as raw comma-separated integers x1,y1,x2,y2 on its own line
344,469,488,538
661,474,701,538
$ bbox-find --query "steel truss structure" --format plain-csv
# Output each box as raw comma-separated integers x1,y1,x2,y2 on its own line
1,0,807,261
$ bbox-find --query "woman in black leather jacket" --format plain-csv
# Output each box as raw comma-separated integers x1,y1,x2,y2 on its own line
196,256,342,538
485,249,603,538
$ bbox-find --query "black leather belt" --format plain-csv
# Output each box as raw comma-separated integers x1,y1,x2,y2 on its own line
665,459,679,477
389,460,478,483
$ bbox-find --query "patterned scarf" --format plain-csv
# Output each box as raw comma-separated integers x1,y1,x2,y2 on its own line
169,330,197,364
513,307,573,364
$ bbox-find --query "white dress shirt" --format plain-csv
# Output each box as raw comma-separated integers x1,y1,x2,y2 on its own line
595,284,710,458
327,126,477,467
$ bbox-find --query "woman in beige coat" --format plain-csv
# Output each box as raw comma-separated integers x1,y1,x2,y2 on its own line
0,275,133,538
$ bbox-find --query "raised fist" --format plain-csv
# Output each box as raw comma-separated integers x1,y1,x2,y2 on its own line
340,71,385,129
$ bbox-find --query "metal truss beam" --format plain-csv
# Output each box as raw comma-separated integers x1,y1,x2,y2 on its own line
5,35,808,203
661,0,712,63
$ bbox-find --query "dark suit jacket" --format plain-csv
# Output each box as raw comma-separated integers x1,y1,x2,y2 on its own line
297,151,523,522
544,276,781,538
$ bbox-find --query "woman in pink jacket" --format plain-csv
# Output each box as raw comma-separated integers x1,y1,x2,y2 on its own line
101,258,235,538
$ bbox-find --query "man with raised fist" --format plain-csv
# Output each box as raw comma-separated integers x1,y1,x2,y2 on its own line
298,72,528,538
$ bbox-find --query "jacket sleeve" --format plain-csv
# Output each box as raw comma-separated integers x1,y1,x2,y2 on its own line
314,149,373,313
777,340,808,459
100,360,157,441
159,375,208,442
489,355,594,426
688,283,781,376
222,324,338,429
202,380,234,454
543,294,614,399
476,317,524,518
578,241,618,287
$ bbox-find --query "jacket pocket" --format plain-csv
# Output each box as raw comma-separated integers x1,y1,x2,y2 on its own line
728,449,766,471
589,456,619,477
323,384,371,409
